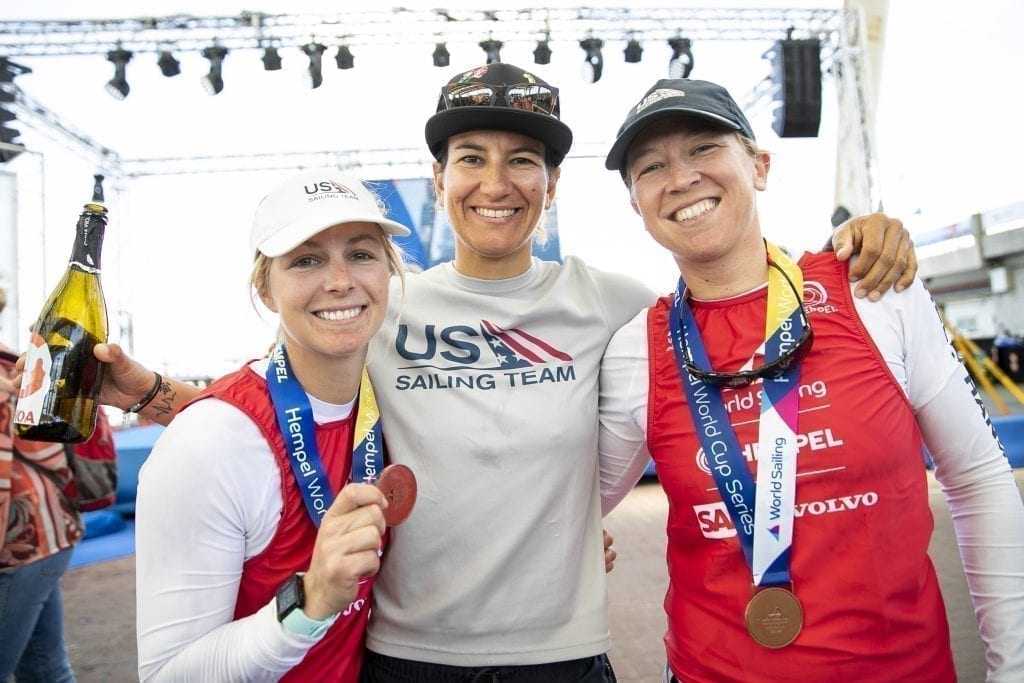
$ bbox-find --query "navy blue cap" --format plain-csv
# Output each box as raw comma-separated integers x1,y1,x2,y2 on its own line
605,78,755,172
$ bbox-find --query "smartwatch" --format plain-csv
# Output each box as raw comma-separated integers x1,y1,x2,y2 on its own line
275,573,338,638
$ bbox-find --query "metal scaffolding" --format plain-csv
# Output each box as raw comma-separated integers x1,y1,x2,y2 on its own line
0,7,876,211
1,8,843,55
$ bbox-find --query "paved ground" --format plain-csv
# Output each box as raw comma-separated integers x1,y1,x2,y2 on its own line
61,384,1024,682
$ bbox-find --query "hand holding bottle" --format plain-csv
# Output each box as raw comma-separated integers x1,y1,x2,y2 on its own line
15,202,109,442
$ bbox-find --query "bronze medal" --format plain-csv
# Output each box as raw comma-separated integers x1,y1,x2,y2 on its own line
374,464,417,526
744,586,803,648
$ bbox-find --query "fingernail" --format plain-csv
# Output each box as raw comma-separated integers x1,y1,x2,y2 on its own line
855,287,867,299
869,291,882,302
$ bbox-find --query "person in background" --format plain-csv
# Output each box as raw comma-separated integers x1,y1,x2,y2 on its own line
598,77,1024,681
45,64,918,682
133,169,405,681
1,284,113,683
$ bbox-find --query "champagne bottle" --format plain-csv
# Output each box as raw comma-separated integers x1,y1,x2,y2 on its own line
15,189,109,443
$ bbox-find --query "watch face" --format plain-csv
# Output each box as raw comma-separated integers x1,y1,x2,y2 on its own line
276,574,304,621
279,579,300,605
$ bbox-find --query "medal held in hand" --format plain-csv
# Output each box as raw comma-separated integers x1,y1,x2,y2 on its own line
374,464,417,526
744,586,804,648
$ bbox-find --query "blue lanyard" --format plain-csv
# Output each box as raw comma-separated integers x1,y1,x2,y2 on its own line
669,279,801,586
265,342,384,526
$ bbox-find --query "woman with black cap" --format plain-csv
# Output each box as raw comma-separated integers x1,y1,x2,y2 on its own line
598,77,1024,682
61,63,917,682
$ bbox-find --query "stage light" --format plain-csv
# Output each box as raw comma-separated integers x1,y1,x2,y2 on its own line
0,57,31,163
580,37,604,83
201,45,228,95
479,38,502,64
105,47,132,100
432,42,450,67
157,50,180,77
668,37,694,78
303,42,326,88
335,44,354,70
261,46,282,71
533,37,552,65
624,38,643,64
0,93,20,161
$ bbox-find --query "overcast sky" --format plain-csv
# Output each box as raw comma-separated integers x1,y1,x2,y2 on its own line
2,0,1021,376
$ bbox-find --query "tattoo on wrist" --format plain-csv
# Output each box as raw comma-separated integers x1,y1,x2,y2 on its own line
150,386,177,419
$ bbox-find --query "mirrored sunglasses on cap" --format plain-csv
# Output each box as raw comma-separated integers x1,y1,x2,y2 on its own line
440,82,560,117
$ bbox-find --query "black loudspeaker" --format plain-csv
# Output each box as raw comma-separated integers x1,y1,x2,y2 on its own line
770,39,822,138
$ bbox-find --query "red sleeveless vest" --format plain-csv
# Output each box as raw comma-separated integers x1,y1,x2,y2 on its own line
198,366,375,683
646,254,955,682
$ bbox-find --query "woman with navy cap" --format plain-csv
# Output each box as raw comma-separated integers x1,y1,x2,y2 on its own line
66,64,917,682
598,78,1024,681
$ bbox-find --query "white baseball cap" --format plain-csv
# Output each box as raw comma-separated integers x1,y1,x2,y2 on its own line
250,169,411,258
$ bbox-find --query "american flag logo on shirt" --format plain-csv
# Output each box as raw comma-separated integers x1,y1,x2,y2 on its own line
480,320,573,370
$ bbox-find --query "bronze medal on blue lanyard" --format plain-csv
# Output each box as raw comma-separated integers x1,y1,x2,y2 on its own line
669,241,810,648
265,342,416,527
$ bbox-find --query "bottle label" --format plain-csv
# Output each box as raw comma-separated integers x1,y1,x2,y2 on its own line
14,333,52,427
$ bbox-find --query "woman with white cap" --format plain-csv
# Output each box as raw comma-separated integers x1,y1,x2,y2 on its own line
65,64,917,682
133,169,410,682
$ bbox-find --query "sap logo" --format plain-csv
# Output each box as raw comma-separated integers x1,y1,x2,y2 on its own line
341,597,367,617
694,502,737,539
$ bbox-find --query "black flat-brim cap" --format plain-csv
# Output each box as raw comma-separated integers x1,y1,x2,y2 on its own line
425,63,573,167
605,78,755,173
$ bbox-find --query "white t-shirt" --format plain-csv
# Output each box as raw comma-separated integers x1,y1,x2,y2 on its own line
364,256,656,665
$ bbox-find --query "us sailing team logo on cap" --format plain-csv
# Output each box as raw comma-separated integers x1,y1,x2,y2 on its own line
635,88,685,114
303,179,358,201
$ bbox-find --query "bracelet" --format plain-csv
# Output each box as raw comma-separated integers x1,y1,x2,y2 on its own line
126,372,163,414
